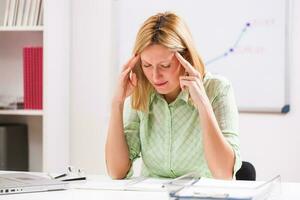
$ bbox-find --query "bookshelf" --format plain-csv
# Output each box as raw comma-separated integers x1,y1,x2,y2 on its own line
0,26,43,31
0,0,70,172
0,110,43,116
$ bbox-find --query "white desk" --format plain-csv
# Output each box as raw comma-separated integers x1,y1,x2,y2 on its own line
1,174,300,200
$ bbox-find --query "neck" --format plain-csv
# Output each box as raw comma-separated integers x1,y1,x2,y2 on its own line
163,87,181,103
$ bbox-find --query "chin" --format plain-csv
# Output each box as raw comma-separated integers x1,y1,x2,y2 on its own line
154,89,166,94
154,87,172,94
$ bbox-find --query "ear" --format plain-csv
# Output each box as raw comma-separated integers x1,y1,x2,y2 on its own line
132,58,141,74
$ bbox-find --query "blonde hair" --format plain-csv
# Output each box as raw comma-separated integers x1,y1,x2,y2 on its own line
131,12,205,112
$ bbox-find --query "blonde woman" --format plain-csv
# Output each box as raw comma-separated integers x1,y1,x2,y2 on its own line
105,12,241,180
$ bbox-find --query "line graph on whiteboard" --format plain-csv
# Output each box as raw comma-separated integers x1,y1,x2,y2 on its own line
205,22,251,66
204,18,275,66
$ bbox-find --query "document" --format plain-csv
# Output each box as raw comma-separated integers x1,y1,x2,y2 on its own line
72,172,200,192
125,177,172,192
72,176,172,192
71,178,131,191
171,175,281,200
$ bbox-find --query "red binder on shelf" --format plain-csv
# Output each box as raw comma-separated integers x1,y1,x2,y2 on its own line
23,47,43,110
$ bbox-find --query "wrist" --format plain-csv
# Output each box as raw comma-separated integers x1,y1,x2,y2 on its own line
196,95,211,112
111,99,125,110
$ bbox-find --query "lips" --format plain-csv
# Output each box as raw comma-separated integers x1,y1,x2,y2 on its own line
154,81,168,86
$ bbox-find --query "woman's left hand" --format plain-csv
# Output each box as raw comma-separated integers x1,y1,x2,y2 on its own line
175,52,209,109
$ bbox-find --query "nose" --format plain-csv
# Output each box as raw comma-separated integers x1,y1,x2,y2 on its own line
153,67,162,82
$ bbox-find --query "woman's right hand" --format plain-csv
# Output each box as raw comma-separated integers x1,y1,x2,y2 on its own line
113,55,140,104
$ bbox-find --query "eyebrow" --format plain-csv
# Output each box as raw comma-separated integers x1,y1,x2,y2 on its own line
141,59,171,65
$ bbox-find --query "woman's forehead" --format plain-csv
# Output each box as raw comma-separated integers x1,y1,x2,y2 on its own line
141,44,175,64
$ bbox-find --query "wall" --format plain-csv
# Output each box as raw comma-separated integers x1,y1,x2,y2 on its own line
70,0,300,181
239,0,300,182
43,0,71,173
70,0,114,174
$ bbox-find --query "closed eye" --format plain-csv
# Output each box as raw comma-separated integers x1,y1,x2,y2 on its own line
142,64,151,68
160,64,171,68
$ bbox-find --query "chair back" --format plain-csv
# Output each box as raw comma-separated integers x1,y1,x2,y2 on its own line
236,161,256,181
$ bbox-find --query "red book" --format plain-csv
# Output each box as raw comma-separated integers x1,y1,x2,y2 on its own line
23,48,28,109
23,47,43,110
39,47,43,109
29,48,33,109
24,47,32,109
33,48,38,109
37,47,43,109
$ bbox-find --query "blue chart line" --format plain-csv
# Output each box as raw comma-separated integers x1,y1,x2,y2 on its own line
204,22,251,66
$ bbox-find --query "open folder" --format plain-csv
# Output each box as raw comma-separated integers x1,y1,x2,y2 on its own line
165,174,281,200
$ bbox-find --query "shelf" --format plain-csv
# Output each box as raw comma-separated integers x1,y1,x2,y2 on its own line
0,26,43,31
0,0,70,172
0,109,43,116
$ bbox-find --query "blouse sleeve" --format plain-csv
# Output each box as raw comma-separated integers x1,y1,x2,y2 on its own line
123,98,141,178
211,81,242,178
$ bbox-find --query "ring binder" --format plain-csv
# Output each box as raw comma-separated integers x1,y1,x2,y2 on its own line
167,175,281,200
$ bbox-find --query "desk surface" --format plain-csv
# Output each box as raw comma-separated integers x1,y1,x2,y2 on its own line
1,173,300,200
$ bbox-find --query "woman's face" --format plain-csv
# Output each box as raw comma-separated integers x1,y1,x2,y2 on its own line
140,44,184,102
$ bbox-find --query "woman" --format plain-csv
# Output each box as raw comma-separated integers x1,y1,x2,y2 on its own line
105,12,241,180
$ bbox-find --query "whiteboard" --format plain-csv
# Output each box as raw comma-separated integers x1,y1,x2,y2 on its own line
112,0,290,113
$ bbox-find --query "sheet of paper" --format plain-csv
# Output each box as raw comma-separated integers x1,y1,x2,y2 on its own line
125,177,172,192
194,178,263,189
71,177,172,191
176,186,255,199
175,177,281,200
71,179,131,190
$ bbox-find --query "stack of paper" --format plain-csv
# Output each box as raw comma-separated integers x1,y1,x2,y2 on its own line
72,174,281,200
172,176,281,200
